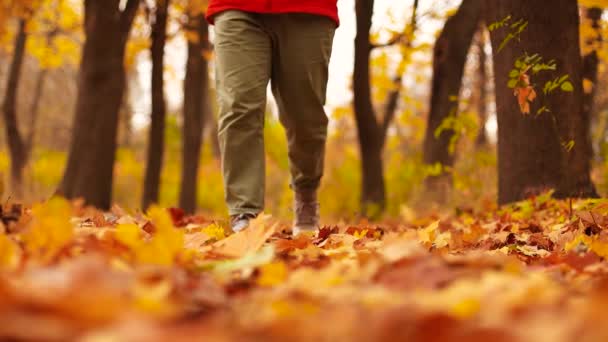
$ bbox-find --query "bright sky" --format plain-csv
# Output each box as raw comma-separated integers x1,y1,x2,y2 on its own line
132,0,460,128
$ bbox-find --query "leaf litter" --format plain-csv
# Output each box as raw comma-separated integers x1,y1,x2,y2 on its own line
2,196,608,341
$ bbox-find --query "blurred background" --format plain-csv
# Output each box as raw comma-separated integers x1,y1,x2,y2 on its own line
0,0,606,221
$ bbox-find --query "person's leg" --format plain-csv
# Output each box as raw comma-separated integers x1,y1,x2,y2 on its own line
214,11,272,220
269,14,335,193
268,14,336,233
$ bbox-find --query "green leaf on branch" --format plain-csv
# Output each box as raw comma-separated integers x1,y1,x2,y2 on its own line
561,81,574,92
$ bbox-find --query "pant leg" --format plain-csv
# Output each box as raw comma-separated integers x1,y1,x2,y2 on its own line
214,11,272,216
268,14,336,192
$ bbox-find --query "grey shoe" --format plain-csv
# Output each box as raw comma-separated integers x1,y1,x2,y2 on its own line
293,190,320,236
230,213,257,233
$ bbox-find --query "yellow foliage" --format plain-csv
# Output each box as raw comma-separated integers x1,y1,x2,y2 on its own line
257,261,288,286
450,298,481,319
22,197,73,261
565,233,608,258
0,233,20,270
116,207,185,266
201,223,225,241
580,0,608,8
132,280,177,316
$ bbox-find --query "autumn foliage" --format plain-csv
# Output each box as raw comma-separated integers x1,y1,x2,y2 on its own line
0,196,608,340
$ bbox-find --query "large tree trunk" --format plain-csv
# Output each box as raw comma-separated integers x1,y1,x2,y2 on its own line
422,0,481,195
58,0,140,209
179,13,209,214
354,0,385,215
2,19,28,199
487,0,597,205
143,0,170,210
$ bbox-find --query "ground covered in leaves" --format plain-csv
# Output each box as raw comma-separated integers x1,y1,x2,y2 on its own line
2,195,608,341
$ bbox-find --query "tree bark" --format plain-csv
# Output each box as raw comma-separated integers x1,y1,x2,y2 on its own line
422,0,481,194
475,29,489,148
27,69,47,155
582,7,602,160
486,0,597,205
179,13,209,214
208,117,221,160
143,0,170,210
354,0,385,215
2,19,28,199
58,0,140,209
379,0,418,148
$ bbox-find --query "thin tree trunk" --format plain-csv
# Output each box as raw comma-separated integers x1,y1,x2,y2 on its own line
582,7,602,160
179,13,209,214
208,117,221,160
143,0,170,210
119,71,135,148
26,69,47,154
475,29,489,148
58,0,140,209
379,0,419,147
486,0,597,205
354,0,385,215
2,19,28,198
422,0,481,196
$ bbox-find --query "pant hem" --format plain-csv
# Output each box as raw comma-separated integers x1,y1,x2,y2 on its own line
228,208,262,217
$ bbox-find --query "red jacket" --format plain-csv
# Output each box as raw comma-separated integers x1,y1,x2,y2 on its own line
206,0,339,25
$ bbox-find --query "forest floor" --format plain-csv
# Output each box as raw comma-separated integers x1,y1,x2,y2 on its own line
1,195,608,341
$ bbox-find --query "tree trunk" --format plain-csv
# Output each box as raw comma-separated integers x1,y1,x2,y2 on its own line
26,68,47,154
143,0,170,210
582,7,602,159
2,19,28,199
119,71,136,148
486,0,597,205
422,0,481,195
179,13,209,214
208,117,221,160
475,29,489,148
58,0,140,209
380,0,419,148
353,0,385,215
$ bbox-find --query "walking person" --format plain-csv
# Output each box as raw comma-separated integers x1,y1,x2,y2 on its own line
207,0,339,235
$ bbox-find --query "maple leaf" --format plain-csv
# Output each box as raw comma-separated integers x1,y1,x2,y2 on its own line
209,215,276,258
22,197,74,261
513,73,537,115
115,206,185,266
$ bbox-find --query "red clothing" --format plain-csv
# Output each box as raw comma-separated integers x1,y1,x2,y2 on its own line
206,0,339,25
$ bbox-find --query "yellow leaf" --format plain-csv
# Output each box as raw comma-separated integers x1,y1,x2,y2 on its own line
583,78,594,94
450,298,481,319
115,223,143,249
116,207,185,266
132,280,176,317
210,214,276,258
353,229,368,240
418,220,439,244
257,261,288,286
0,233,20,270
23,197,73,261
202,223,226,241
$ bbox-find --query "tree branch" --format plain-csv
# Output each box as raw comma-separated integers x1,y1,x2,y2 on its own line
120,0,141,40
370,33,403,50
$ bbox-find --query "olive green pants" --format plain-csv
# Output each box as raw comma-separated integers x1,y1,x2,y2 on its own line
214,10,336,216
